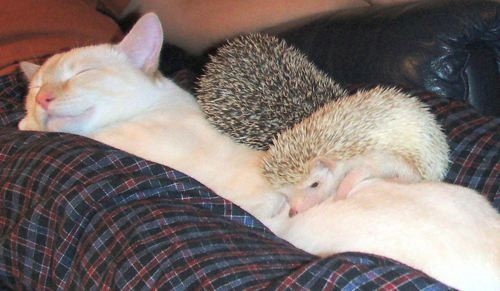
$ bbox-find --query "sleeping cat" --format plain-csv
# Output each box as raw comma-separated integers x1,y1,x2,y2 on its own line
18,13,500,291
17,13,285,221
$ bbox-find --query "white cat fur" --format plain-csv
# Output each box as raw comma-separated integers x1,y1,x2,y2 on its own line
18,13,284,220
18,13,500,290
272,177,500,291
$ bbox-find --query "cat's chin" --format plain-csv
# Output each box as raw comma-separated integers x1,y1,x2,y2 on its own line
43,107,95,134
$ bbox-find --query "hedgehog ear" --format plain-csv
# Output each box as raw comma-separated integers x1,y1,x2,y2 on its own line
309,156,336,173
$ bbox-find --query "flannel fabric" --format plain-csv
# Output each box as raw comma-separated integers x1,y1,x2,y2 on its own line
1,71,498,290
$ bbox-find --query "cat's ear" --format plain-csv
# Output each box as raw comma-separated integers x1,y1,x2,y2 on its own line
116,13,163,74
19,62,40,80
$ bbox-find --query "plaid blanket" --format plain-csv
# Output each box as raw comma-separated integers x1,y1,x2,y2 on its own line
1,71,498,290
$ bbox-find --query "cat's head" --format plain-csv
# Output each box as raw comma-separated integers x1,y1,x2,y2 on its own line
18,13,165,135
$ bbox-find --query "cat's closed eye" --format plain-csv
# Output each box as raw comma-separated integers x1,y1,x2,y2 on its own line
62,68,99,85
68,68,98,81
75,68,97,76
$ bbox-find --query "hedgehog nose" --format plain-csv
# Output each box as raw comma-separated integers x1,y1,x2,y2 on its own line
36,92,55,110
289,208,298,217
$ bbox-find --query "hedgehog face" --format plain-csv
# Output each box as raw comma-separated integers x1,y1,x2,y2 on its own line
284,157,351,217
284,152,426,217
283,154,395,217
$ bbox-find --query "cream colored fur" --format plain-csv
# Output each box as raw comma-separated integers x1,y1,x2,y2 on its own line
18,13,500,291
18,13,283,220
272,179,500,291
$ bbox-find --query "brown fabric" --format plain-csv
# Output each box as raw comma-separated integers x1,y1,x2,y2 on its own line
91,0,132,18
0,0,128,76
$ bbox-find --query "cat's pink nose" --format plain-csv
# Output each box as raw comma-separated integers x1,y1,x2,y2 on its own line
36,92,55,110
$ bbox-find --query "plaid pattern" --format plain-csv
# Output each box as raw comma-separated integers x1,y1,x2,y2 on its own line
419,93,500,208
1,71,498,290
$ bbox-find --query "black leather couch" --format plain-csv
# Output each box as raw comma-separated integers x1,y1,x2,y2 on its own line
277,0,500,116
168,0,498,116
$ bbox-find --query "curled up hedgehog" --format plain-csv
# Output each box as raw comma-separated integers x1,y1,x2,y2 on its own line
196,34,347,150
261,86,450,217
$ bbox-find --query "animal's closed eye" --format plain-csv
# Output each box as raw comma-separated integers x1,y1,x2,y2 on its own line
75,68,97,76
66,68,98,84
310,182,319,188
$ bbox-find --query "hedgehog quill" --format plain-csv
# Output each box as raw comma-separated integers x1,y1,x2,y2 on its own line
262,86,450,216
196,34,347,150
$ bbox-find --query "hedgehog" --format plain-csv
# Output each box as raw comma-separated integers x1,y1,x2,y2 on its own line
261,86,450,216
196,33,348,150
